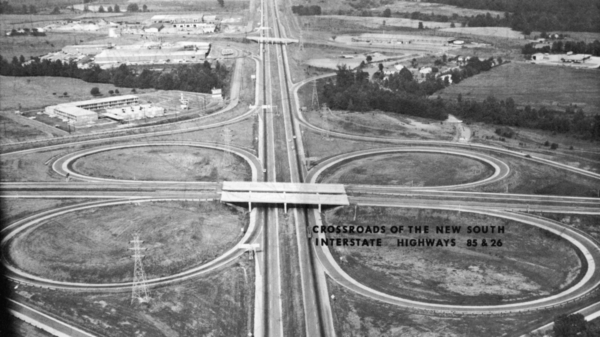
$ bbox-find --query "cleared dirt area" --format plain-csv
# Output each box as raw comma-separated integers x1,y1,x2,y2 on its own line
326,206,582,305
73,145,251,182
327,276,599,337
13,259,254,337
318,152,493,187
304,109,455,140
437,62,600,114
9,201,246,283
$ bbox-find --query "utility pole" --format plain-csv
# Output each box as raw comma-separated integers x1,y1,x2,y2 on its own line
130,233,150,305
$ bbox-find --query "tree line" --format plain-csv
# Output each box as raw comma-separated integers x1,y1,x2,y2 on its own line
291,5,321,16
522,40,600,57
0,55,228,93
320,63,600,140
428,0,600,32
320,65,448,120
0,2,37,14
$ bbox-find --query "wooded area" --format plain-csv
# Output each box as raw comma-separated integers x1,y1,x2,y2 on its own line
0,56,229,93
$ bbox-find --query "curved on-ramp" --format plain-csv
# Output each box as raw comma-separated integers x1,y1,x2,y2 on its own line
2,198,261,292
307,146,510,191
52,141,262,184
313,204,600,314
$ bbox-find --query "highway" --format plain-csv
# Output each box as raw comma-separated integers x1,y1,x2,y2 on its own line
2,0,600,335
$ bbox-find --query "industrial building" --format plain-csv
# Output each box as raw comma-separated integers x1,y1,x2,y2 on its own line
151,14,208,24
45,95,139,125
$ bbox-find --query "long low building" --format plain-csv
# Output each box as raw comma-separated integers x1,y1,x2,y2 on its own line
45,95,139,125
94,47,211,64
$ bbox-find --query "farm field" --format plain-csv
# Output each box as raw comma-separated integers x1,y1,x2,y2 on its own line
13,260,253,337
73,145,252,182
316,15,453,30
436,62,600,114
326,206,583,305
317,152,493,187
9,201,246,283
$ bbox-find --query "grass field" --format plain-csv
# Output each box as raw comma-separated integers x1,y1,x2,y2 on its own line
437,62,600,114
0,198,94,227
73,145,252,182
471,151,600,197
317,152,494,187
0,113,48,143
0,32,104,59
326,206,582,305
1,147,69,182
14,260,253,337
0,76,147,111
327,276,600,337
10,200,246,283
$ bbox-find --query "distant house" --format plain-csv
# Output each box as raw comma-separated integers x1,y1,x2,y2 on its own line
394,64,405,71
531,53,545,61
439,74,453,84
144,23,164,33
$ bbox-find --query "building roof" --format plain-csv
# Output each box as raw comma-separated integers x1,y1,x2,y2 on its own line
61,95,139,107
151,14,204,21
55,105,97,117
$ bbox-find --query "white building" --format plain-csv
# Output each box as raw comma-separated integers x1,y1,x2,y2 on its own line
211,88,223,102
105,104,165,121
45,95,139,125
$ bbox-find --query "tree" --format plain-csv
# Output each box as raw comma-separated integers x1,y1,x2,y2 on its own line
63,92,68,96
98,6,105,13
51,6,60,14
550,143,559,150
127,3,139,12
107,6,113,12
90,87,100,96
450,22,455,28
554,314,587,337
114,4,120,12
108,89,114,95
115,89,119,94
366,55,372,62
21,4,27,14
217,0,225,7
378,63,384,72
418,22,424,29
382,8,391,18
142,4,148,12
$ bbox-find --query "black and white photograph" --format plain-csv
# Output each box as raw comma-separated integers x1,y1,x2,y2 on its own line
0,0,599,336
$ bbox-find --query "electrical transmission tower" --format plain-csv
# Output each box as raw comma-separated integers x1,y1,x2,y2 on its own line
130,234,150,305
311,80,319,112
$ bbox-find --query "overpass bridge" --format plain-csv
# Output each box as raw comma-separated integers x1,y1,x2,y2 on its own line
246,36,299,44
220,181,348,212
